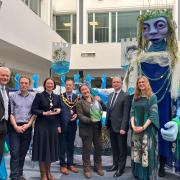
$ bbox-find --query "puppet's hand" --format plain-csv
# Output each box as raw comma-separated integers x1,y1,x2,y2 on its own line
161,121,178,142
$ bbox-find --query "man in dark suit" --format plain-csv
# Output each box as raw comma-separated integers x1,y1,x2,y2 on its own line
59,79,79,175
106,77,130,177
0,66,11,163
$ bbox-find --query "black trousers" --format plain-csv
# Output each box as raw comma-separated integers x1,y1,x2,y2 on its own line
59,122,77,166
110,128,127,170
81,125,102,168
9,125,32,180
0,119,7,163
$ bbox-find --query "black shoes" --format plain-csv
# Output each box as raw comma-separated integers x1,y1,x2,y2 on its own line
158,167,165,177
106,165,118,172
113,168,124,177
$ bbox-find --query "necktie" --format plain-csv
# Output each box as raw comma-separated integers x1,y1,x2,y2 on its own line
68,95,71,102
1,87,9,120
110,92,117,108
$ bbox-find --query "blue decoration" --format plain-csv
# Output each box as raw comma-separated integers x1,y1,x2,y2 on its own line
60,75,66,87
85,74,94,87
51,47,70,75
0,156,7,180
122,65,129,71
91,88,109,105
128,87,135,95
101,74,106,89
74,73,80,84
14,73,20,90
32,73,39,88
51,61,70,75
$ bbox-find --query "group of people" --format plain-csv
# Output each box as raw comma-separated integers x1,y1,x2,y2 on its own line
0,65,161,180
0,68,80,180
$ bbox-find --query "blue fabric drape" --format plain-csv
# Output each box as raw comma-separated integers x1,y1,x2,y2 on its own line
141,62,172,158
0,156,7,180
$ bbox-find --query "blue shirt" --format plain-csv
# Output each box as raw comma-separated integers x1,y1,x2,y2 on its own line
10,91,35,123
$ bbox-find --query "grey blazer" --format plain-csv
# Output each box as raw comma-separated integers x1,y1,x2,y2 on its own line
76,96,106,137
106,90,130,133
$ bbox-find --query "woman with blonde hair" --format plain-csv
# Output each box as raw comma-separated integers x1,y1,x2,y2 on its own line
130,76,159,180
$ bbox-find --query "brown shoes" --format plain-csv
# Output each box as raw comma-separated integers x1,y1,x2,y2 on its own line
96,169,104,176
94,167,104,176
60,165,79,175
60,166,69,175
84,171,92,179
83,167,92,179
68,165,79,173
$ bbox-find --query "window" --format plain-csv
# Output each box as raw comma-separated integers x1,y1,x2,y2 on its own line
95,13,109,43
117,11,139,41
88,13,109,43
56,14,76,44
111,12,116,42
88,13,93,43
72,15,77,44
22,0,41,16
88,11,140,43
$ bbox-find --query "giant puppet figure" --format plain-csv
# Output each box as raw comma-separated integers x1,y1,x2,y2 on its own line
123,9,180,176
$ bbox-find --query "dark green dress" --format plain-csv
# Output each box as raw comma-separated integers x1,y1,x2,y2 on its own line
131,94,159,180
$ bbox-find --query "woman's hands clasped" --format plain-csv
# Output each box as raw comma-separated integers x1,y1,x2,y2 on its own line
132,126,144,134
43,108,61,116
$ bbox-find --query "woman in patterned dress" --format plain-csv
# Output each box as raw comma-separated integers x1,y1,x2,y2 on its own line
130,76,159,180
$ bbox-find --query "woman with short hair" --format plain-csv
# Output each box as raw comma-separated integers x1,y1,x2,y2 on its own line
76,84,106,179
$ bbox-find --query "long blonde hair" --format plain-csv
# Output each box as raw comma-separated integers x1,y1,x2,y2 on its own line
134,76,152,99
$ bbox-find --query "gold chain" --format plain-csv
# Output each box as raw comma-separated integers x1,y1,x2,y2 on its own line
61,93,79,108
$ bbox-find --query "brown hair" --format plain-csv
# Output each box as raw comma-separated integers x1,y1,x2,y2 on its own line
79,83,90,93
43,77,56,90
134,76,152,99
19,76,31,85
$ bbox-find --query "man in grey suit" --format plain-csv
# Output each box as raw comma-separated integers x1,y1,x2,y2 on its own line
106,77,130,177
0,66,11,163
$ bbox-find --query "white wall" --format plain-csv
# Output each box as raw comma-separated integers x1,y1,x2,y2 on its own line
53,0,77,14
41,0,52,26
86,0,174,11
53,0,173,12
0,0,66,61
70,43,122,69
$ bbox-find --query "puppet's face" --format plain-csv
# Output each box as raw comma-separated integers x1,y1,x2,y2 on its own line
143,17,168,43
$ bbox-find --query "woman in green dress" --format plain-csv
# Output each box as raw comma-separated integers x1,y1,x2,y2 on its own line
130,76,159,180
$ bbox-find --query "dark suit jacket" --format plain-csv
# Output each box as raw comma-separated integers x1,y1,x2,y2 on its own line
76,96,106,137
59,93,78,133
0,87,10,133
106,90,130,133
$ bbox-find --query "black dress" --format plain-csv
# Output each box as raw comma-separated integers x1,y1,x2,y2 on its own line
31,91,61,163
